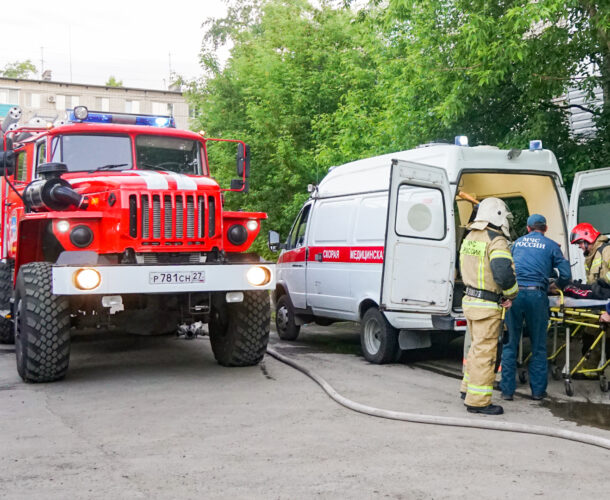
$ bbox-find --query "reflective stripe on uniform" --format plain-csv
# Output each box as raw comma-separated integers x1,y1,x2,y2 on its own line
490,250,513,261
592,257,602,269
462,298,501,310
467,384,493,395
605,271,610,282
503,282,519,296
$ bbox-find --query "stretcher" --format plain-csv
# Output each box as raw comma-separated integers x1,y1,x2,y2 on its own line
547,292,609,396
515,292,609,396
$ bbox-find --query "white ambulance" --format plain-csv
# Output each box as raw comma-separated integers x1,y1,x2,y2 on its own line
272,140,610,363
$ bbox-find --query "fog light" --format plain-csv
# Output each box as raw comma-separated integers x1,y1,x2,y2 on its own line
70,225,94,248
246,220,258,231
226,291,244,303
74,268,101,290
56,220,70,233
227,224,248,245
246,266,271,286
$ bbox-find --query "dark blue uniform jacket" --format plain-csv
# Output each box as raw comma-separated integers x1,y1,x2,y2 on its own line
512,231,571,288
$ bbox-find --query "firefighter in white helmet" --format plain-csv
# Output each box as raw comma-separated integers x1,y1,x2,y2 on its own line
459,197,518,415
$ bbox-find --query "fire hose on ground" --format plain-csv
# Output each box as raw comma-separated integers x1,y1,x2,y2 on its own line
266,348,610,451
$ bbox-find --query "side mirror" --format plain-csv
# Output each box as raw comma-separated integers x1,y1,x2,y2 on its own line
0,150,15,175
268,230,281,252
236,143,250,178
230,178,249,193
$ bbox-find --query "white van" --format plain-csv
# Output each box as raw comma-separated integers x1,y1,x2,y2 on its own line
273,141,610,363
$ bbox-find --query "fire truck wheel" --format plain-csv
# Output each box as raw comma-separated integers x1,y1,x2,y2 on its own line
14,262,71,383
360,307,398,364
275,295,300,341
0,261,14,344
209,290,270,367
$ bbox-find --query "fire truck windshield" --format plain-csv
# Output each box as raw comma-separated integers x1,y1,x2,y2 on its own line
135,135,202,175
51,134,133,172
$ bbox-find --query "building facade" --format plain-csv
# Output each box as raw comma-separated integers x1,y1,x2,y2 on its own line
0,77,189,130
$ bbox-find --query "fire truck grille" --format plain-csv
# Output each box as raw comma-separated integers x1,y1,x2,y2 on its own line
129,193,216,245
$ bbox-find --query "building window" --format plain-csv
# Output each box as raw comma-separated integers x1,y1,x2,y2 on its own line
56,94,66,111
56,95,80,111
96,97,110,112
28,93,41,108
125,100,140,114
151,102,169,115
0,88,19,105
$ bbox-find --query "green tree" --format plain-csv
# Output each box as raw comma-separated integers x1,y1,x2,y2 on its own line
188,0,368,252
1,60,37,78
105,75,123,87
317,1,610,184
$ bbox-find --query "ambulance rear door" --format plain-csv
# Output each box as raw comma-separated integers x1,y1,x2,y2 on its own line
568,167,610,282
380,159,455,314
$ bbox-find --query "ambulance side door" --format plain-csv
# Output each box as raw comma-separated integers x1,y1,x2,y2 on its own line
380,160,455,314
568,168,610,282
305,196,356,316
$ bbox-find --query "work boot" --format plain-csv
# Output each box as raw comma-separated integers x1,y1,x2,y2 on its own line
531,392,548,401
466,404,504,415
460,392,466,400
501,393,513,401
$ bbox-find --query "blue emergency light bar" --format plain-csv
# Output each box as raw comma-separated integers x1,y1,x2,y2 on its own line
455,135,469,146
529,140,543,151
68,106,176,128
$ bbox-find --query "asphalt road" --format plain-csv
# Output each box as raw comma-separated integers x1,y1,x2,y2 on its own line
1,323,608,499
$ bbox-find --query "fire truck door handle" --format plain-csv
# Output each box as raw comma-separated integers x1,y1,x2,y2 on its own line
315,253,323,262
292,264,304,268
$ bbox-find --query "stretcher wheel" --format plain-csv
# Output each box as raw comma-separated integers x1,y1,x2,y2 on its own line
564,380,574,397
518,369,527,384
551,366,562,381
599,375,609,392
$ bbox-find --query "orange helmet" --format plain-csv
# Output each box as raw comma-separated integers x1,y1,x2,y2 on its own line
570,223,600,245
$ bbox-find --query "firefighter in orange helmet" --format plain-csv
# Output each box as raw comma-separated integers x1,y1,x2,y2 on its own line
459,197,518,415
570,223,610,368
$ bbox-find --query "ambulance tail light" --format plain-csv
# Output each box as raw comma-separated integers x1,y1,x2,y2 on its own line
455,319,467,327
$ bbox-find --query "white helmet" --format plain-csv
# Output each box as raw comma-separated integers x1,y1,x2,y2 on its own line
472,197,512,238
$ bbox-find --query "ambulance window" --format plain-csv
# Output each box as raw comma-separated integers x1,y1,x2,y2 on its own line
288,205,311,249
311,198,354,244
354,195,387,242
577,187,610,235
395,184,445,240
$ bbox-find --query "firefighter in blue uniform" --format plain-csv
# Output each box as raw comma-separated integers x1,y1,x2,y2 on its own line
500,214,571,400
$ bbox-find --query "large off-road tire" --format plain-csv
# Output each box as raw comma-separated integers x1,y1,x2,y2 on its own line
14,262,71,383
360,307,399,364
209,290,270,367
0,261,14,344
275,294,300,341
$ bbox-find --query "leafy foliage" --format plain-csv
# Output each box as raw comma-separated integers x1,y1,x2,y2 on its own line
1,60,37,79
105,75,123,87
187,0,610,256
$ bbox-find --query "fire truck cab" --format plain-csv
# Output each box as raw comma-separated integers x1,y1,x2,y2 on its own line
274,139,610,364
0,106,275,382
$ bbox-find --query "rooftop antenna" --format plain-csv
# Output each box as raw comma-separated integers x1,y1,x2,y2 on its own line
68,26,73,82
168,52,173,88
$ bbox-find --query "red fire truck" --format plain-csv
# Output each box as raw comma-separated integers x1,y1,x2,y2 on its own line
0,106,275,382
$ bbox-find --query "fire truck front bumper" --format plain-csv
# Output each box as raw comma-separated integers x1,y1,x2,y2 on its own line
52,263,276,295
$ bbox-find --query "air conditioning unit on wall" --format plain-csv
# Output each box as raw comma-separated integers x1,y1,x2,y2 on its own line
47,95,56,103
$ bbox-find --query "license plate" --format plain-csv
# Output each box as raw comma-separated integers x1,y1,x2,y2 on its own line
149,271,206,285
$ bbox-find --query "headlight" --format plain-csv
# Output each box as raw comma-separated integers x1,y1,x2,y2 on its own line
246,266,271,286
56,220,70,233
73,268,101,290
246,220,258,231
70,225,94,248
